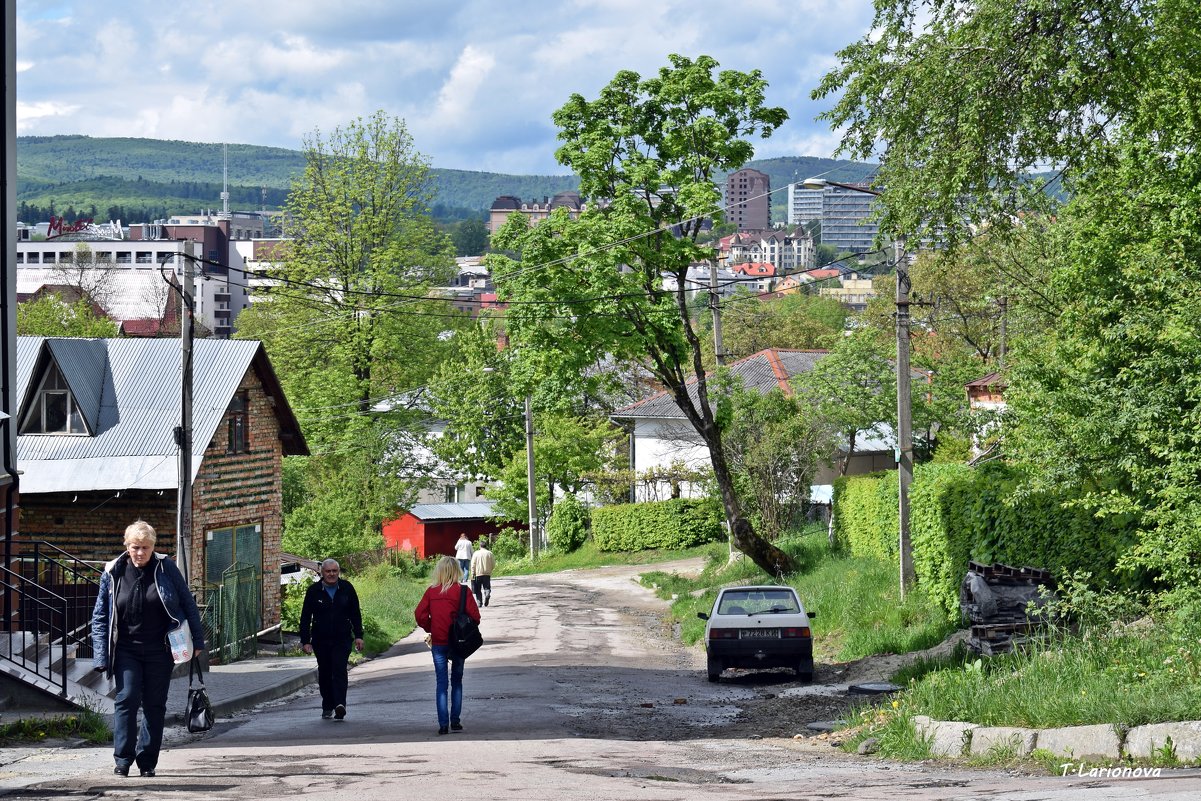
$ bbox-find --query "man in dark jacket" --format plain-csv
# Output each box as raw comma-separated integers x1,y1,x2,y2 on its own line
299,559,364,720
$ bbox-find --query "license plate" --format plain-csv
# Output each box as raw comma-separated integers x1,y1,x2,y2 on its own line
740,628,779,639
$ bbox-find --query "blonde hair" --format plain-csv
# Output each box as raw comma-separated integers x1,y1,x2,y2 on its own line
430,556,462,592
124,521,157,546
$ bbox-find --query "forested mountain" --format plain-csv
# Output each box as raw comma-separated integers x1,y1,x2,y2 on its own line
15,135,874,225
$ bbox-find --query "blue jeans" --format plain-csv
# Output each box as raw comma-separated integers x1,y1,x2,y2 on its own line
457,558,470,582
431,644,463,727
112,642,174,771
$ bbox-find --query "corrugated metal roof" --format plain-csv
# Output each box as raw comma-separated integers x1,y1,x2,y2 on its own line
406,502,497,521
16,336,266,493
614,349,828,419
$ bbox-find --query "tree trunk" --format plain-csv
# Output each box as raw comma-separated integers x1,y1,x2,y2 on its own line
702,421,796,578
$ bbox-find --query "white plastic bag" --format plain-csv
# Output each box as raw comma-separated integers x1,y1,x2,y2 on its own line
167,624,194,664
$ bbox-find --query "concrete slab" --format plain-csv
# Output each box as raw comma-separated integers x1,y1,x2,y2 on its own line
1124,721,1201,762
969,726,1038,757
1036,724,1122,761
913,715,978,756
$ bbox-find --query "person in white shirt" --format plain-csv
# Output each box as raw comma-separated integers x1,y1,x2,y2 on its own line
454,533,473,583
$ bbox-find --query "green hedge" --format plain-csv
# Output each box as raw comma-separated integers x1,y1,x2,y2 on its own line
832,470,898,561
591,498,724,551
835,463,1139,620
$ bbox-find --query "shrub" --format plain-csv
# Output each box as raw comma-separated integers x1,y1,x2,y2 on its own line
279,578,312,632
546,494,590,553
591,498,723,551
491,527,527,561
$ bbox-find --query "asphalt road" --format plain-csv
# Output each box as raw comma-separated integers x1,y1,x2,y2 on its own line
11,559,1201,800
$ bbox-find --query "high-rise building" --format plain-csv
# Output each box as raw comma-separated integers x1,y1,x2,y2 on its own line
819,184,879,254
724,168,770,231
787,184,824,226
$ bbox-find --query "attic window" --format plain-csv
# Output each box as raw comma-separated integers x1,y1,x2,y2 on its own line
226,391,249,453
20,362,87,435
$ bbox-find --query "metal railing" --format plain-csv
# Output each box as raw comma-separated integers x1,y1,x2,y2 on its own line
11,538,103,659
0,563,68,696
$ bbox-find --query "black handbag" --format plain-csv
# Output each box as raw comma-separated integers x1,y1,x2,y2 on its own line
449,584,483,660
186,655,215,733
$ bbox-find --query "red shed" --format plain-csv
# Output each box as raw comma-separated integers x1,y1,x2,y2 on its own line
383,502,526,558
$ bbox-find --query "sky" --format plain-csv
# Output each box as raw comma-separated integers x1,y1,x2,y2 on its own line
15,0,878,176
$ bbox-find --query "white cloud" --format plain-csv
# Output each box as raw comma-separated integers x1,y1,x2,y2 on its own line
14,0,879,173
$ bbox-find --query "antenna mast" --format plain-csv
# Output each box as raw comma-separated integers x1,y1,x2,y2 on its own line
220,144,231,218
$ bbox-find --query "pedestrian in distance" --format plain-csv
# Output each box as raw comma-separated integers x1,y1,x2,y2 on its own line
470,539,495,607
299,559,364,720
415,555,481,735
454,532,473,583
90,521,205,778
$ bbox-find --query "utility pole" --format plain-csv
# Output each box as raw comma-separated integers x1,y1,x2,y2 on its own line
524,394,538,559
803,177,915,597
709,258,725,366
894,238,915,597
172,251,196,584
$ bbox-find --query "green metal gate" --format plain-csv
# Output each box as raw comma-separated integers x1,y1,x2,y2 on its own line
200,561,262,663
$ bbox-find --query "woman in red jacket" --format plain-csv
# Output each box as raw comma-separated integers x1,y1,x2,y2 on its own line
415,556,481,735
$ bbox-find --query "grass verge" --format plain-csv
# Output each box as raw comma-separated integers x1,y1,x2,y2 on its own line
0,706,110,745
641,527,956,663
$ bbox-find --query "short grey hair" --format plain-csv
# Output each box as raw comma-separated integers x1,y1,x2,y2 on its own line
321,559,340,570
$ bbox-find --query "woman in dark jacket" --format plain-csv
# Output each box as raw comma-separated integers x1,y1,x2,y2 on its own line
415,555,481,735
90,521,205,778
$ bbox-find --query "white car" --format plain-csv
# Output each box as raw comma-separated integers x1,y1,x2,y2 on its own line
697,585,816,682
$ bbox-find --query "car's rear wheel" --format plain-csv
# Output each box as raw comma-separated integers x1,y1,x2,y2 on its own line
707,655,722,682
796,661,813,682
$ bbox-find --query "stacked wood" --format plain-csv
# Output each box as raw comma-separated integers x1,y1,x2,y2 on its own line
960,561,1056,655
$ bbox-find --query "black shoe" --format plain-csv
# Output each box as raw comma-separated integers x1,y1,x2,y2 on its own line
450,722,463,732
334,704,346,720
321,709,333,719
437,726,449,735
140,769,156,777
114,766,130,777
484,597,489,607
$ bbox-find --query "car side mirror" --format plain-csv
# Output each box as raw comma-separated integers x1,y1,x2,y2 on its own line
697,612,709,621
806,611,817,619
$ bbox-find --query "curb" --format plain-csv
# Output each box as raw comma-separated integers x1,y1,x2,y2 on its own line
169,667,318,724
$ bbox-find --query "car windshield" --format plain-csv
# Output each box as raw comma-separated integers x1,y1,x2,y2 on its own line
717,590,800,615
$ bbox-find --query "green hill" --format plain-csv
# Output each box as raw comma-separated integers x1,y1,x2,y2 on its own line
15,135,875,225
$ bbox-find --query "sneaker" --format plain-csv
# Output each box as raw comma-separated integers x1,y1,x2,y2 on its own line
450,722,463,732
334,704,346,720
437,726,449,735
321,710,333,719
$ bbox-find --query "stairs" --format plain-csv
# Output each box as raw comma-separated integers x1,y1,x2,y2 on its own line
0,631,113,714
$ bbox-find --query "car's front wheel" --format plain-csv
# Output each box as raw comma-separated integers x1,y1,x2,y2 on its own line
707,655,722,682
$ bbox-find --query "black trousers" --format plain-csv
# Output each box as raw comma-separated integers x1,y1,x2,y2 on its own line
313,638,353,710
471,575,491,604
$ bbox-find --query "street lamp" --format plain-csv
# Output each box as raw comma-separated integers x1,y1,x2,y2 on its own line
801,178,915,597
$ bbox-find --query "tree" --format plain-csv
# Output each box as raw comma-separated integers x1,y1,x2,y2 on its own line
792,330,897,476
17,295,119,337
489,55,796,576
817,0,1201,587
718,381,833,541
698,290,846,364
237,111,462,553
452,218,490,257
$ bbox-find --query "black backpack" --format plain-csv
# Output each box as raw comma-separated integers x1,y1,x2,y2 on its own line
449,584,483,660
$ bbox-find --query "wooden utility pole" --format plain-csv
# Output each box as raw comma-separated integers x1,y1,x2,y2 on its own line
709,259,725,366
176,251,196,583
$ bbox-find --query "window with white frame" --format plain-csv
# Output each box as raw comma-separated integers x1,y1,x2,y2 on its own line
19,361,87,435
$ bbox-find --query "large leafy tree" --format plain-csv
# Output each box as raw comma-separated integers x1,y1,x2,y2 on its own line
489,55,796,576
818,0,1201,586
236,111,462,557
17,295,119,337
697,290,847,365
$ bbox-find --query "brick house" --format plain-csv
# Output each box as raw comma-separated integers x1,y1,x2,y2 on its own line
14,336,308,627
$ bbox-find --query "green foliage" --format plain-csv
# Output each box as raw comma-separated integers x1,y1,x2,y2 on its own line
17,295,119,337
836,463,1141,620
279,578,312,632
450,217,490,256
0,708,110,745
697,290,848,364
490,528,528,561
831,471,898,561
591,498,723,552
489,53,796,577
718,381,833,540
546,494,590,553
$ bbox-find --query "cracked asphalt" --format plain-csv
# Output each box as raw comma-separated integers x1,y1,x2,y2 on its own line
6,558,1201,800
